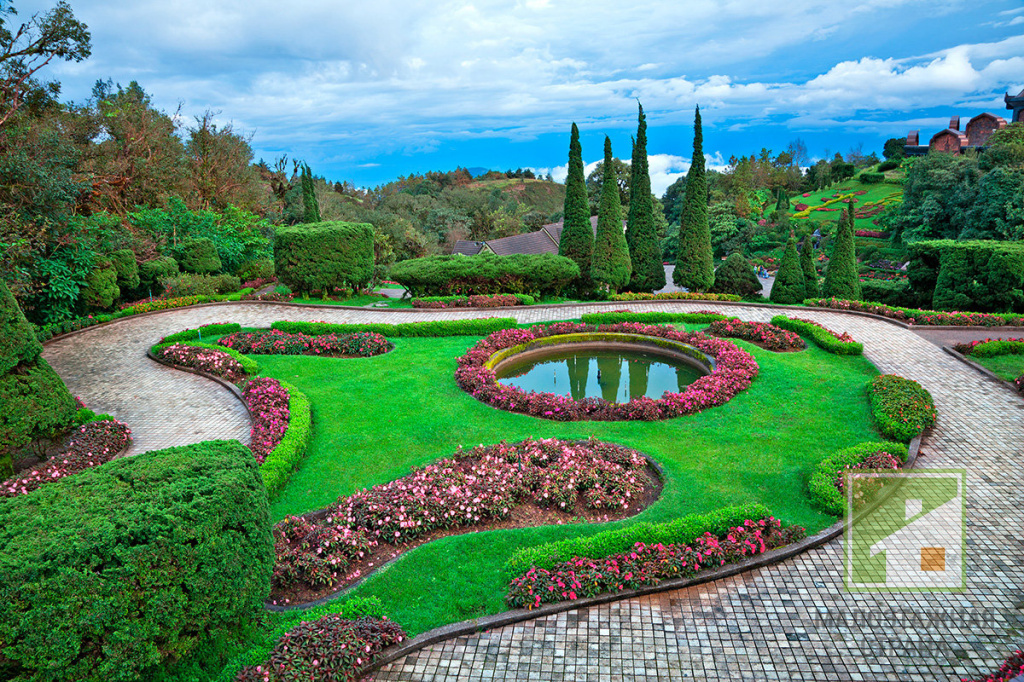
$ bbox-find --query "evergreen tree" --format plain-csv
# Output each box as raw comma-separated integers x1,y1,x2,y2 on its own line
300,163,321,223
821,205,861,300
591,137,631,292
625,103,665,292
800,232,820,300
770,236,807,304
673,106,714,291
558,123,593,294
709,253,762,297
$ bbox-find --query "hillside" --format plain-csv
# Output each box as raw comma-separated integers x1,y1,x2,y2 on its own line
467,178,567,217
789,168,904,233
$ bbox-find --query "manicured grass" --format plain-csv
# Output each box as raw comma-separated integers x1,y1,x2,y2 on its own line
972,354,1024,382
255,329,880,636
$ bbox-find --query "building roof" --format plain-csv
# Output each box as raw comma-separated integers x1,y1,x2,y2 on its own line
452,240,485,256
451,216,602,256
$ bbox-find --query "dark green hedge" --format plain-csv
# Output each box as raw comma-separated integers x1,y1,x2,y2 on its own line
159,323,243,344
970,340,1024,358
139,257,180,296
0,281,42,375
860,171,885,184
389,253,579,297
0,440,273,682
174,237,222,274
0,359,78,468
260,380,311,499
80,262,119,310
808,441,908,515
274,222,374,294
770,315,863,355
580,311,727,325
109,249,140,291
859,279,917,308
271,318,516,338
710,253,762,297
908,240,1024,312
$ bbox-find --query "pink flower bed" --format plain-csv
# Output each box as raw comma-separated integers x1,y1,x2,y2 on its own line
855,229,888,238
219,329,392,357
0,419,132,497
273,438,650,590
455,322,758,421
506,517,804,609
156,343,248,383
788,317,856,343
412,294,521,309
809,298,1024,327
242,378,290,464
706,318,804,351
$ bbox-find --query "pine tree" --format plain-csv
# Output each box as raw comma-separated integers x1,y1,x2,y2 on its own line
821,205,861,300
770,236,807,304
591,137,631,293
301,163,321,223
800,232,820,300
625,103,665,292
558,123,593,294
673,106,714,291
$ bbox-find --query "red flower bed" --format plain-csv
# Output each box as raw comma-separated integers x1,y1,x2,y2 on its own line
706,318,804,351
809,298,1024,327
953,338,1024,355
788,317,856,343
794,203,809,211
243,378,290,464
273,438,650,591
506,517,804,609
855,229,888,238
218,329,393,357
156,343,248,383
0,419,132,497
455,322,759,421
412,294,521,309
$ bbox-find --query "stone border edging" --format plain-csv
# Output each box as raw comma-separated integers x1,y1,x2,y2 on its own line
942,346,1023,396
351,432,924,678
145,349,254,424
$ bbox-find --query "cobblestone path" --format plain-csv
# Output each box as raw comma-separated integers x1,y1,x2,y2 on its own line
42,301,1024,680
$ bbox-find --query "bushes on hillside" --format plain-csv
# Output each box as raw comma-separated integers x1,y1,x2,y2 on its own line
869,374,937,441
0,440,274,682
138,256,180,296
860,171,885,184
174,237,223,274
80,261,120,310
109,249,140,291
274,221,374,295
710,253,762,297
907,240,1024,312
389,253,579,297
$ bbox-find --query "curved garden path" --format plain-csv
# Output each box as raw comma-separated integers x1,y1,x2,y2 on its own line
42,301,1024,681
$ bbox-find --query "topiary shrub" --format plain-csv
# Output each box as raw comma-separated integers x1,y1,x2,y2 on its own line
108,249,140,291
710,253,761,297
80,261,120,310
0,440,273,682
869,374,937,442
389,253,579,297
274,222,374,295
800,235,819,299
235,259,275,283
138,256,180,297
860,171,885,184
808,441,908,515
174,237,223,274
769,237,807,304
0,281,42,375
821,207,861,300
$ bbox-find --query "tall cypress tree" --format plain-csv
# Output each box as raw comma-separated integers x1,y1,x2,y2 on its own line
625,103,665,292
770,235,807,304
301,163,321,224
591,137,631,293
558,123,593,294
800,232,820,300
673,106,714,291
821,205,861,300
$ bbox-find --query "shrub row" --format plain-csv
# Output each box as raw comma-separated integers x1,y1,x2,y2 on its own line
806,297,1024,327
969,340,1024,358
260,381,311,499
503,503,770,579
608,291,742,302
271,317,517,338
411,293,534,308
706,318,804,352
908,240,1024,313
770,315,863,355
159,322,243,344
807,441,908,515
868,374,937,442
274,222,374,295
218,330,393,357
390,253,579,297
580,311,728,325
151,341,257,382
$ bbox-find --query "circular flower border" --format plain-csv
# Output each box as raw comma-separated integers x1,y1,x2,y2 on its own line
455,321,759,421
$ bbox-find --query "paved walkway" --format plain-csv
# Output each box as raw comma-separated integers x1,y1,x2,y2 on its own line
41,301,1024,681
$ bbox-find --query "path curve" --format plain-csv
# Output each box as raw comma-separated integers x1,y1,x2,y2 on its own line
42,301,1024,681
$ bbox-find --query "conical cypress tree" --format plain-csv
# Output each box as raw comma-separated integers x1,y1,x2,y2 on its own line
558,123,593,294
301,163,321,223
673,106,714,291
770,236,807,304
591,137,631,293
821,205,861,300
800,232,819,300
625,103,665,292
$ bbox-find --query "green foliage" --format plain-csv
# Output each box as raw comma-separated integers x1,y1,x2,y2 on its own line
674,106,714,291
0,280,43,374
159,323,243,344
869,374,937,442
971,340,1024,357
858,279,916,307
821,207,861,300
160,273,242,297
138,256,179,296
261,380,312,499
799,235,819,299
769,237,807,304
0,440,273,682
173,237,222,274
558,123,593,293
710,252,762,297
389,253,578,297
860,171,884,184
591,137,631,292
274,221,374,295
79,261,119,310
236,259,275,283
580,311,728,325
770,315,863,355
300,163,321,223
0,360,78,479
625,104,665,292
504,504,770,578
882,137,906,160
108,248,140,291
808,441,908,515
151,339,259,378
909,240,1024,312
877,160,901,172
271,317,516,338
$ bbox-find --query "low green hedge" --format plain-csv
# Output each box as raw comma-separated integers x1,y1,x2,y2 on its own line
0,440,273,682
159,323,243,344
868,374,937,442
503,503,769,580
260,380,311,499
608,291,742,302
808,441,908,515
770,315,863,355
271,318,517,338
970,340,1024,358
150,340,260,378
581,311,727,325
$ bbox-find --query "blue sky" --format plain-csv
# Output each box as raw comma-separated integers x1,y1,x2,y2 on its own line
15,0,1024,194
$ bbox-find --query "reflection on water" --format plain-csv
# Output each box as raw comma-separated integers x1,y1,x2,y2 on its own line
496,348,705,403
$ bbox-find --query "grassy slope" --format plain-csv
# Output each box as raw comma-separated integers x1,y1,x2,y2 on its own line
972,354,1024,382
466,178,567,216
790,173,903,232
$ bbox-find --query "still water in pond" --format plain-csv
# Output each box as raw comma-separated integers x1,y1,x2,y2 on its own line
495,348,706,403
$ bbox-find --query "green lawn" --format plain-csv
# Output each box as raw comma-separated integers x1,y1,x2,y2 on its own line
254,329,881,635
971,354,1024,382
791,175,903,232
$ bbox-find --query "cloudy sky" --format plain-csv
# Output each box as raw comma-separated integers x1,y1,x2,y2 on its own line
15,0,1024,193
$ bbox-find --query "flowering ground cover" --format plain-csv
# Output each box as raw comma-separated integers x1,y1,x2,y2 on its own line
705,318,804,352
218,329,393,357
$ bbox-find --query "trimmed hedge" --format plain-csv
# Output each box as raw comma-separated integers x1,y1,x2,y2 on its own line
0,359,78,467
869,374,937,442
608,291,742,302
411,293,534,308
80,261,119,310
274,222,374,294
808,440,908,515
770,315,863,355
860,171,885,184
159,323,243,345
908,240,1024,312
0,280,42,374
389,253,579,297
271,317,516,338
769,237,807,305
710,253,762,297
805,297,1024,327
151,340,260,378
503,503,769,579
971,340,1024,358
138,256,180,296
109,249,140,291
0,440,274,682
174,237,222,274
259,380,311,499
580,311,728,325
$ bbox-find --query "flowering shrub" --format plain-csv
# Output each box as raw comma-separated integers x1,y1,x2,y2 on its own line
609,291,741,302
506,517,803,609
770,315,863,355
235,615,406,682
855,229,889,238
219,330,393,357
272,438,650,590
965,339,1024,358
155,343,248,383
962,650,1024,682
455,322,759,421
808,298,1024,327
241,277,276,290
834,451,903,493
243,378,291,464
869,374,937,442
118,295,210,312
0,419,132,497
241,291,296,302
411,293,525,308
706,318,804,351
807,441,907,515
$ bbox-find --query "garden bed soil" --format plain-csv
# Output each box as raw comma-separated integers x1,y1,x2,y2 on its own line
268,462,663,607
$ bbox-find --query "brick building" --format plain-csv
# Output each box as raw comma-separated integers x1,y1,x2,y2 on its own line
904,112,1008,156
